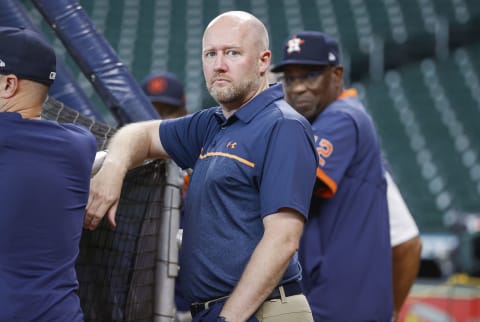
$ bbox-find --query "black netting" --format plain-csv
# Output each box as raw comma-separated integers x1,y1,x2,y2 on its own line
42,97,166,321
42,97,115,151
76,161,165,322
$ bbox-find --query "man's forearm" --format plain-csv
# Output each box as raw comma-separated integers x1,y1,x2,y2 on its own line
392,235,422,315
220,211,304,322
104,120,166,170
219,233,292,321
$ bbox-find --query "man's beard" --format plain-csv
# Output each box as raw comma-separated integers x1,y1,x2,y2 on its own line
208,76,259,106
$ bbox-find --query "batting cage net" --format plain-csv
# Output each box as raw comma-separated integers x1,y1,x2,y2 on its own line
42,96,171,322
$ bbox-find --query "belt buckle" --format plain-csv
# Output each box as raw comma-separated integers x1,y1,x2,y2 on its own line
190,295,228,317
190,302,206,317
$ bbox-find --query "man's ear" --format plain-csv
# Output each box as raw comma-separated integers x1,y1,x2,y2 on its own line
259,50,272,74
0,74,19,98
333,66,344,81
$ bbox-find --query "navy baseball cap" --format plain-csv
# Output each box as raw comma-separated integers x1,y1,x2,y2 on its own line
0,26,56,86
271,31,340,73
141,72,185,107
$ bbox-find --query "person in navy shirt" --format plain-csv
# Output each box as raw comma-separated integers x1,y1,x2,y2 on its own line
85,11,318,322
272,31,394,321
0,27,96,321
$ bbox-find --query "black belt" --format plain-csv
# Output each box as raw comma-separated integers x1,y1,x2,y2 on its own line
190,280,303,317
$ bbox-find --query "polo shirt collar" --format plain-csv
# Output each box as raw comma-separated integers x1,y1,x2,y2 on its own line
0,112,22,120
213,83,284,126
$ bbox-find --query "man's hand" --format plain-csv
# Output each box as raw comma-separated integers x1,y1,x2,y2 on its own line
84,120,167,230
84,160,127,230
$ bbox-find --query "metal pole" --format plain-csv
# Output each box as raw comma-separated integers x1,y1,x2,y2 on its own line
155,160,183,322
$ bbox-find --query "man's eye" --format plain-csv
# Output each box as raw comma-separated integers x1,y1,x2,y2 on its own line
205,52,216,58
284,76,296,84
226,50,239,56
307,71,321,79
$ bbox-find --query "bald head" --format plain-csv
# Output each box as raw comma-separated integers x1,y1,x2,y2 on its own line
204,11,269,53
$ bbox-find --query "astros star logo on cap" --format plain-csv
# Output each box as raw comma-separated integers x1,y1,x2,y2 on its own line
286,36,304,54
147,77,167,95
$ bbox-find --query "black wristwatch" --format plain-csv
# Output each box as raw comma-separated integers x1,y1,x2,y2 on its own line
217,317,229,322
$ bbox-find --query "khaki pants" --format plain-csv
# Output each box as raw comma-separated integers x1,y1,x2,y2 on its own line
255,294,314,322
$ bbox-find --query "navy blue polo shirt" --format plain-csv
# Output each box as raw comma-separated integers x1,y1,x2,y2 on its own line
299,90,393,321
0,112,96,321
160,83,318,303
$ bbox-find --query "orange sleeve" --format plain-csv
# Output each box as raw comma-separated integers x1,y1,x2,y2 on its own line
315,167,337,198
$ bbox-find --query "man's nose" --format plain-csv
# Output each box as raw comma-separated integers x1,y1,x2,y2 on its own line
213,54,227,72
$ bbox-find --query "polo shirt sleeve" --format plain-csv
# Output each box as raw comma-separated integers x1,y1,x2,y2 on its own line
313,111,357,198
159,110,211,169
260,119,318,219
63,123,97,167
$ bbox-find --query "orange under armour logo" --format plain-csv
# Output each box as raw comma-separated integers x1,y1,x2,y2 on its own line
226,141,237,149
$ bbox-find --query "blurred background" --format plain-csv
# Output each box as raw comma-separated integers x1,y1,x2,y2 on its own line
17,0,480,320
20,0,479,233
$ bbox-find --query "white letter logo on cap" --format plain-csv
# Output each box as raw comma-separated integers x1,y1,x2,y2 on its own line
0,59,5,68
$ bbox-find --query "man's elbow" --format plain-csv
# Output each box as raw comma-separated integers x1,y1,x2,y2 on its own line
393,235,422,262
268,228,301,258
284,235,300,256
410,235,423,259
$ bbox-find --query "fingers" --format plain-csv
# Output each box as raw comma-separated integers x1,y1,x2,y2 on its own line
84,180,120,231
84,194,119,230
84,196,107,230
84,204,117,230
84,212,103,231
107,202,119,228
84,161,126,231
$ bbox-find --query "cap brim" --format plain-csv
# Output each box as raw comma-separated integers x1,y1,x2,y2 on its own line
271,60,332,73
149,95,184,107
